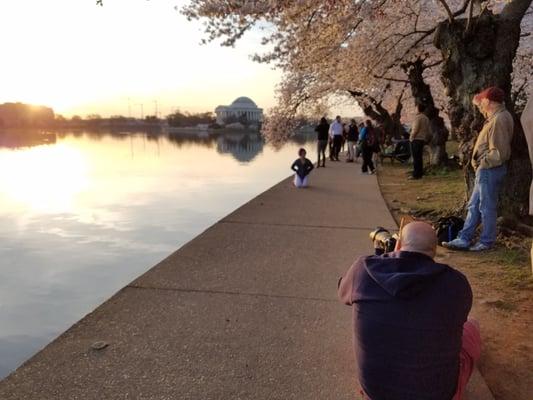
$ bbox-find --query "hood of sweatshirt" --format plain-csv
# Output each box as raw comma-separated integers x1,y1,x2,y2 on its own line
364,251,447,299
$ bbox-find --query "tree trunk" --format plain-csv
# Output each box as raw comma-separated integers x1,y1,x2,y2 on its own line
348,90,406,139
402,58,449,166
434,7,532,217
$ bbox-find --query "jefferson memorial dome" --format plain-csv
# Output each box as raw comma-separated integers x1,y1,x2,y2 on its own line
215,97,263,124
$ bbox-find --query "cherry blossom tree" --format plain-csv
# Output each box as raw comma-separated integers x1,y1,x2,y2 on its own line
183,0,533,215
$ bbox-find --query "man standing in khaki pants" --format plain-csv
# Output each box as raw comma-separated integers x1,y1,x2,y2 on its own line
409,104,432,180
521,91,533,271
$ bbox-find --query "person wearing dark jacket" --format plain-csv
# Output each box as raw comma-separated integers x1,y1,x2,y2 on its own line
346,119,359,162
338,222,480,400
291,148,314,188
315,117,329,167
359,120,376,174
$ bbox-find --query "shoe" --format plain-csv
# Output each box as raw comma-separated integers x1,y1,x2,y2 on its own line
321,164,325,167
469,242,492,252
369,170,375,175
442,238,470,250
316,164,320,168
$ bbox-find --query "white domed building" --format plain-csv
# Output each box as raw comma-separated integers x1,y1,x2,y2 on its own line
215,97,263,125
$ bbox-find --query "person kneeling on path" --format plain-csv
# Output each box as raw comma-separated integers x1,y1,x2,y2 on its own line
443,87,514,252
291,148,314,188
338,221,480,400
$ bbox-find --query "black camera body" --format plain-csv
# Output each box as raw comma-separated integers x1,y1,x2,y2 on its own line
369,227,398,255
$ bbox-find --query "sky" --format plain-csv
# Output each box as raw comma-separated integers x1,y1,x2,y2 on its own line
0,0,286,118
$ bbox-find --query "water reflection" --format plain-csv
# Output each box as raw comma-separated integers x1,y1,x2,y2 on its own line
216,132,263,163
0,129,314,379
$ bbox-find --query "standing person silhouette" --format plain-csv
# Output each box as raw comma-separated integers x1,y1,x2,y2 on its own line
409,104,432,180
315,117,329,168
346,119,359,162
359,120,376,174
444,87,514,252
329,115,344,161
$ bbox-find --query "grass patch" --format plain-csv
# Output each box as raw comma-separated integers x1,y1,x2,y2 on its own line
378,162,465,218
483,299,518,312
493,247,529,267
446,140,460,156
377,153,532,290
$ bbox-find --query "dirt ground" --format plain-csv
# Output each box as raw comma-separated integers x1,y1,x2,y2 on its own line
376,157,533,400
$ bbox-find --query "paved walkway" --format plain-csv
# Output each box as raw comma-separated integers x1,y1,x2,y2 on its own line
0,160,492,399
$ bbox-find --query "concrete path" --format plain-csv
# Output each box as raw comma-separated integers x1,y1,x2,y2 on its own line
0,160,493,399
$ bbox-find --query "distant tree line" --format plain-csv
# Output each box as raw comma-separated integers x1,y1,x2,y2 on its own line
166,110,215,127
0,102,219,130
0,103,54,128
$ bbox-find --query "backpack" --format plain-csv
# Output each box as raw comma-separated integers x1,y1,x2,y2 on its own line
366,127,376,147
435,216,464,246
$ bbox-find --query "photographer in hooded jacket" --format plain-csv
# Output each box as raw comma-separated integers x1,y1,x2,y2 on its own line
338,221,480,400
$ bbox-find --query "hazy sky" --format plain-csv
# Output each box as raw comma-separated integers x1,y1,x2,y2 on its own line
0,0,284,118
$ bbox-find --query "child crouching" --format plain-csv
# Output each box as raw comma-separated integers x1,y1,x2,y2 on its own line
291,148,314,188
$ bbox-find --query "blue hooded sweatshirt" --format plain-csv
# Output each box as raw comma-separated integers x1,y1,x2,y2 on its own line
338,251,472,400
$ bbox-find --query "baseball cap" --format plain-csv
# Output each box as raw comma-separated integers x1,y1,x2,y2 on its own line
476,87,505,103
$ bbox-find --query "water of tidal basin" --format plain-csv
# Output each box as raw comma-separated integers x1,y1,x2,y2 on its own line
0,130,315,379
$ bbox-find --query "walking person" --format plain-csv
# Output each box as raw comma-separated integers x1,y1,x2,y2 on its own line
409,104,432,180
360,120,376,174
443,87,514,252
291,148,314,188
372,124,384,167
355,122,364,162
346,119,358,162
341,123,348,154
329,115,344,161
315,117,329,167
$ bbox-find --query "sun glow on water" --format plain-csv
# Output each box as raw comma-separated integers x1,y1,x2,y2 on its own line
0,144,89,214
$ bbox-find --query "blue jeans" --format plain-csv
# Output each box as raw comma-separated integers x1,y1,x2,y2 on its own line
458,165,507,246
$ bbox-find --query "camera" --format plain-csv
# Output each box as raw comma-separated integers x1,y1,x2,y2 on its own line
369,227,399,255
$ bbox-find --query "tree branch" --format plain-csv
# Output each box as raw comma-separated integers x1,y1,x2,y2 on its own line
465,0,474,33
438,0,455,23
501,0,533,20
373,75,410,83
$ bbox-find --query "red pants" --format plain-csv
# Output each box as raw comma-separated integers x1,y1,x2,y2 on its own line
452,320,482,400
360,320,482,400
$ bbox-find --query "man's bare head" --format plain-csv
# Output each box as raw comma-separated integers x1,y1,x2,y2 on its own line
398,221,437,258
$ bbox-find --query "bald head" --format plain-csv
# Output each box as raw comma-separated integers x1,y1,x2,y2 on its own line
399,221,437,258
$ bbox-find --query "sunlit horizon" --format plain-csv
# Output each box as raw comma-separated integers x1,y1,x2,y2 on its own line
0,0,282,118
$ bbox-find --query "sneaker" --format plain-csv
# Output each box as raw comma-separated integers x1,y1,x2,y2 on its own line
469,242,492,252
369,170,376,175
442,238,470,250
